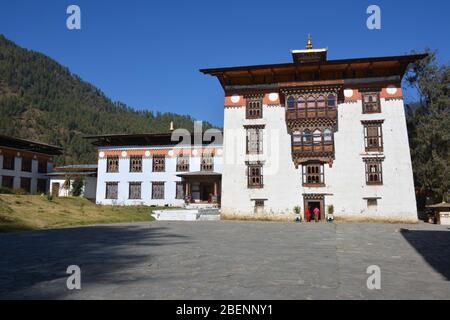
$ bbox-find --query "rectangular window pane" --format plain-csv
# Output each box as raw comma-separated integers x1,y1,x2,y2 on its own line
2,155,15,170
248,164,263,188
130,156,142,172
246,99,263,119
107,157,119,173
153,155,165,172
201,154,214,171
176,182,184,199
20,177,31,192
21,157,32,172
152,182,165,199
303,163,324,185
176,155,189,172
129,182,142,199
246,127,263,154
37,179,47,193
365,159,383,185
105,182,118,199
38,160,47,173
1,176,14,189
362,92,381,113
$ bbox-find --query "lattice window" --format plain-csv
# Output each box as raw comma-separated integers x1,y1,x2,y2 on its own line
38,160,47,174
1,176,14,188
176,154,190,172
364,158,383,185
21,157,32,172
247,164,263,188
363,121,383,151
246,126,263,154
246,98,262,119
152,155,165,172
175,181,184,199
362,92,381,113
20,177,31,192
37,179,47,193
302,163,324,185
201,154,214,171
2,155,14,170
130,156,142,172
107,156,119,173
105,182,118,199
152,182,165,199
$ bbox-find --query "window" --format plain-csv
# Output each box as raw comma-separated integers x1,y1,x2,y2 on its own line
317,95,325,108
1,176,14,189
2,155,14,170
302,163,324,185
307,96,315,108
298,96,306,109
129,182,142,199
130,156,142,172
152,155,165,172
175,181,184,199
367,198,378,206
21,157,32,172
313,129,322,144
201,154,214,171
246,126,263,154
176,154,189,172
364,158,383,185
38,160,47,174
37,179,47,193
246,98,262,119
254,199,265,214
20,177,31,192
363,121,383,151
303,129,313,144
247,164,263,188
107,156,119,173
152,182,165,199
105,182,118,199
324,128,333,142
293,130,302,144
327,94,336,107
362,92,381,113
287,96,295,110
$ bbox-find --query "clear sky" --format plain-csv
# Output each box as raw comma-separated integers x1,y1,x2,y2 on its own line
0,0,449,126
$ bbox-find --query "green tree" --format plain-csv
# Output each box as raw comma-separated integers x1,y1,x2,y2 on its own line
404,49,450,208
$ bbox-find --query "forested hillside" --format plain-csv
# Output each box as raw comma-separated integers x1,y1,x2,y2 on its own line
0,35,214,164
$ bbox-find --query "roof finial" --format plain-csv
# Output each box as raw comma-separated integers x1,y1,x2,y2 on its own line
306,34,313,50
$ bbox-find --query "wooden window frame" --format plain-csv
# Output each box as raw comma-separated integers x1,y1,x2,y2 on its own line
152,155,166,172
175,181,184,199
2,155,15,170
364,158,384,185
302,163,325,186
247,163,263,189
1,175,14,189
246,126,263,155
129,156,143,173
152,181,165,199
201,154,214,172
362,91,381,114
21,157,32,172
107,156,119,173
37,179,47,193
128,182,142,200
246,98,263,119
362,120,384,152
38,160,47,174
20,177,31,192
105,182,119,199
176,154,190,172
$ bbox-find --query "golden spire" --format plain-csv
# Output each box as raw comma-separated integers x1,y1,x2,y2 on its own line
306,34,313,50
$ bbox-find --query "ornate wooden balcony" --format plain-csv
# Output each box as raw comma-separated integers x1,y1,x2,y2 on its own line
292,141,334,158
286,107,337,122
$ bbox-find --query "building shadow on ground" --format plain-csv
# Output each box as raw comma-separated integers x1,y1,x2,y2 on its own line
401,229,450,280
0,224,189,299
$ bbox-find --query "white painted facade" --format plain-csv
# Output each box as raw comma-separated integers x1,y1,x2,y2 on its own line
95,146,223,206
49,176,97,199
0,154,53,193
221,96,418,222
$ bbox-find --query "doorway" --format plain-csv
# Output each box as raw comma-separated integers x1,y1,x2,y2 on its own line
52,182,60,197
304,196,325,221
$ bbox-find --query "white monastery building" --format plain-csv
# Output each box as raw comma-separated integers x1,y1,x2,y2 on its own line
200,38,426,222
87,132,223,207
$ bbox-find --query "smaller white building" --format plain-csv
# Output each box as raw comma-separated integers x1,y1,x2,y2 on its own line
48,164,97,200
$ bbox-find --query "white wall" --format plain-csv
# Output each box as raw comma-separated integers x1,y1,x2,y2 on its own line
0,154,53,193
221,97,418,222
95,147,223,206
50,176,98,199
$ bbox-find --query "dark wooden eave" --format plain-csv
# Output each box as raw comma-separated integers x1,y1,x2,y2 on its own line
0,134,62,155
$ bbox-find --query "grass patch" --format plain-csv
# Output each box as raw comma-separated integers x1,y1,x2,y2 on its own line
0,194,161,233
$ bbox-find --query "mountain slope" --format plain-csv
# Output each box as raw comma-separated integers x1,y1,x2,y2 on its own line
0,35,214,164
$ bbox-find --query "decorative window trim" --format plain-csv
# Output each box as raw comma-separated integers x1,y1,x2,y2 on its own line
152,155,166,172
152,181,165,199
362,120,384,152
105,182,119,199
129,156,143,173
361,91,381,114
246,97,263,119
245,125,264,155
128,182,142,200
176,154,190,172
107,156,119,173
201,154,214,171
363,157,384,185
2,154,15,170
302,162,325,186
175,181,184,200
247,163,263,189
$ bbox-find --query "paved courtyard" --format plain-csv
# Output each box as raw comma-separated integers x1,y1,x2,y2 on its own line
0,221,449,299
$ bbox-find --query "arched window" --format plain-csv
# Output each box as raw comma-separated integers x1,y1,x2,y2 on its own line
324,128,333,142
297,96,306,109
293,130,302,144
307,96,315,109
327,94,335,107
287,96,295,110
317,95,325,108
303,129,313,144
313,129,322,144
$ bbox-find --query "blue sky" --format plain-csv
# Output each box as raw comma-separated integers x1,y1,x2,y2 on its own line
0,0,449,126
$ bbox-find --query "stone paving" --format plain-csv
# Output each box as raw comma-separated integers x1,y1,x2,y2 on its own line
0,221,449,299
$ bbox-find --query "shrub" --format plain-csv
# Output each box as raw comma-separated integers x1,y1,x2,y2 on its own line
12,188,28,195
71,177,84,197
0,186,12,194
327,205,334,215
294,206,301,214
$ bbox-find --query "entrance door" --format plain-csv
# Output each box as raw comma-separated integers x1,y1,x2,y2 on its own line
52,182,60,197
304,198,325,220
200,183,213,202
